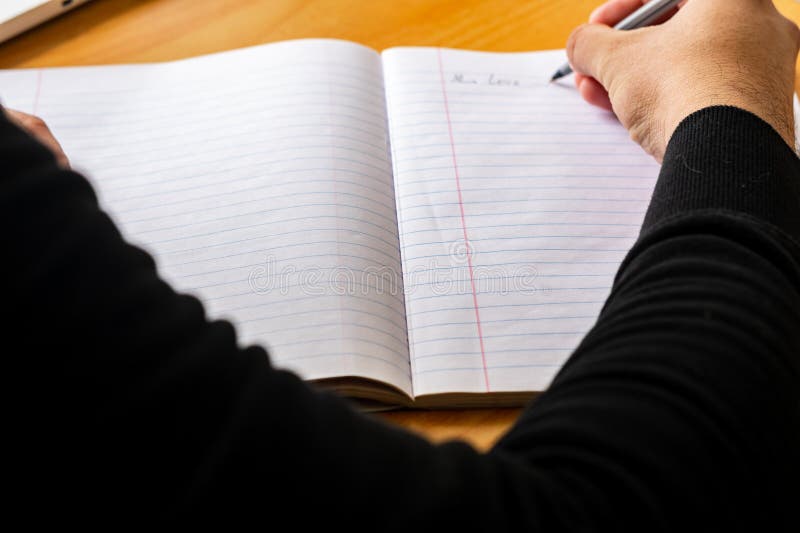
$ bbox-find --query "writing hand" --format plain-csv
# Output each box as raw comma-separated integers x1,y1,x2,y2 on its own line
568,0,799,161
4,109,69,168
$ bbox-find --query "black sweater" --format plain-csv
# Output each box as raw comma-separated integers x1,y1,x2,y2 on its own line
4,106,799,530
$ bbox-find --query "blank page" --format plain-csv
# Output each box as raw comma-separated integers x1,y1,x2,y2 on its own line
383,47,660,397
0,39,412,396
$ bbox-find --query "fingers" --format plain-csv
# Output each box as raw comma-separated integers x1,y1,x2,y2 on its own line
574,0,689,110
590,0,686,27
589,0,648,25
574,0,649,110
4,109,70,168
576,75,613,111
566,23,623,86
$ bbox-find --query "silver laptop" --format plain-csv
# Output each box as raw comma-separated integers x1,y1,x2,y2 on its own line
0,0,93,44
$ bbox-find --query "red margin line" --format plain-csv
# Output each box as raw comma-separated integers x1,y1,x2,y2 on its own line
436,48,490,392
33,69,43,115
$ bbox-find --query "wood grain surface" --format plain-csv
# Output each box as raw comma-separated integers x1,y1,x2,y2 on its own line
0,0,797,451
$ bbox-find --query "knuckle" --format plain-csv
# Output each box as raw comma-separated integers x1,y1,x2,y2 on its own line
26,115,48,131
788,19,800,49
776,12,800,48
566,24,590,62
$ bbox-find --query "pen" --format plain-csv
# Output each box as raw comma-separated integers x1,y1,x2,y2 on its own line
549,0,683,82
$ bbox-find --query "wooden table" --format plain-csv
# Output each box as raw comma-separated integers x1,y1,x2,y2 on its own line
1,0,797,451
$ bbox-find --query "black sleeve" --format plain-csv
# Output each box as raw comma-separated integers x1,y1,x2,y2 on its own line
494,106,800,531
5,106,799,531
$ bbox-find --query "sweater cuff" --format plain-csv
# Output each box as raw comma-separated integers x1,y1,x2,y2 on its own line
643,106,800,239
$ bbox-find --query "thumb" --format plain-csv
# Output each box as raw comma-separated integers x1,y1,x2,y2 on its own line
566,23,628,87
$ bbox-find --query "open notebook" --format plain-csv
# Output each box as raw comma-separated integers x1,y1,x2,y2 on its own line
1,39,797,409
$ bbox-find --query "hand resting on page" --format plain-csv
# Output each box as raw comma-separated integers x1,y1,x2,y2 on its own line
3,108,69,168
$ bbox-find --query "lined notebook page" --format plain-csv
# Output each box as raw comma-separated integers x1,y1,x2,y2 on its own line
0,39,412,395
383,47,660,397
795,94,800,154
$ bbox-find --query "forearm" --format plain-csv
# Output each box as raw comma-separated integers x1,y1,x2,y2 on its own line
495,107,800,531
0,111,512,526
6,106,800,529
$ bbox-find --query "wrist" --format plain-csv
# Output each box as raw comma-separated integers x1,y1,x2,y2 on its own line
649,105,800,239
664,85,796,153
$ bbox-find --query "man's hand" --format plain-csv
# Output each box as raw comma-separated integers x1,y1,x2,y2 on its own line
568,0,800,161
4,109,69,168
